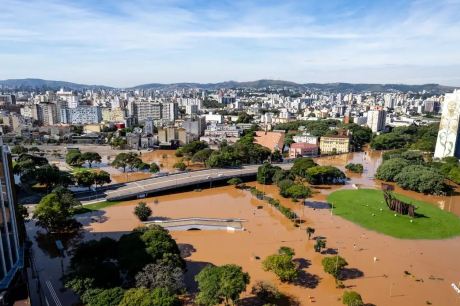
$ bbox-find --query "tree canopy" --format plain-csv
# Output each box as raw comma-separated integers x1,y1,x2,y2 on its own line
195,264,250,306
33,187,81,233
262,253,298,282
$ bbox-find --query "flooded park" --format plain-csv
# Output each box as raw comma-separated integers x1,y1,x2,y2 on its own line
64,149,460,306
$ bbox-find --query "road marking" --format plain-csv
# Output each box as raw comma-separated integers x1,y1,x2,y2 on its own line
45,280,62,306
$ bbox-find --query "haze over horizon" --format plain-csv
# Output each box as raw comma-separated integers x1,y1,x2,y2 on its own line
2,0,460,87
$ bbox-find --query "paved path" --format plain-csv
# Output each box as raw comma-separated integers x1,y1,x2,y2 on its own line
106,164,292,201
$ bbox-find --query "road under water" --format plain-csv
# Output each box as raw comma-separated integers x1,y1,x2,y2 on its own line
82,150,460,305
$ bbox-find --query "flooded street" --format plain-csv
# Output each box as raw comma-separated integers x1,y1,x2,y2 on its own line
28,149,460,305
141,150,205,172
80,150,460,306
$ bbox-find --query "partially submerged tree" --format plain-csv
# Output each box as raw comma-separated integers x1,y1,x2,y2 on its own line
134,202,152,221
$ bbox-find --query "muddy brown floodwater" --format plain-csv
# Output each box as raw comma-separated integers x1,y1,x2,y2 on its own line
141,150,205,172
82,150,460,305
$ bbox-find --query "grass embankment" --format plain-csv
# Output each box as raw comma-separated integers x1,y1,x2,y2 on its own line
327,189,460,239
73,201,120,215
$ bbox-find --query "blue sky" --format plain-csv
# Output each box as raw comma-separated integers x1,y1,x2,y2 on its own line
1,0,460,87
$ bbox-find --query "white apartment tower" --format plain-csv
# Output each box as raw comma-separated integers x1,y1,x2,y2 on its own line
366,110,386,133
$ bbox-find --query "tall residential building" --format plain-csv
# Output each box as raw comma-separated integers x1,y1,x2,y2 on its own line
434,89,460,159
384,94,395,109
32,102,58,126
56,88,79,108
131,101,162,123
424,100,441,113
366,110,386,132
162,102,179,122
0,139,24,296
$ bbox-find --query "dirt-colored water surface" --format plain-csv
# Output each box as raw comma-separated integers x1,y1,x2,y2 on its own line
141,150,205,172
84,149,460,305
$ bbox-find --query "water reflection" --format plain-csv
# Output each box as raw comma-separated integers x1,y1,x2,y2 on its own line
315,150,460,216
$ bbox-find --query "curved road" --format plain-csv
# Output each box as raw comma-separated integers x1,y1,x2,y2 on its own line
106,163,292,201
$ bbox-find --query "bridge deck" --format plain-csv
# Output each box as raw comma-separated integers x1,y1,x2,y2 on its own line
106,164,291,201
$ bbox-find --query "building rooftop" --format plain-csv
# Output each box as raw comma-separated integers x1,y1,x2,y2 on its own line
254,131,285,152
290,142,319,149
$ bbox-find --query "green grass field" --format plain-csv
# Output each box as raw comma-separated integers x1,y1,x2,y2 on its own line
73,201,120,215
327,189,460,239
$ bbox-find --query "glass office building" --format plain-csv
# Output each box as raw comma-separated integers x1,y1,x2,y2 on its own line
0,139,23,292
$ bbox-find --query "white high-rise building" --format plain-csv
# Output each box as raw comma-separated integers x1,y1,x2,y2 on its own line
366,110,386,133
57,88,79,108
434,89,460,159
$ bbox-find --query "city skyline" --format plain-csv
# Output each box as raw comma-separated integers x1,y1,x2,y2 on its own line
1,0,460,87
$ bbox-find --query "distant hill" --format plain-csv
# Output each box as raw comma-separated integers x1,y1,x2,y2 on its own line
0,78,456,93
0,78,113,90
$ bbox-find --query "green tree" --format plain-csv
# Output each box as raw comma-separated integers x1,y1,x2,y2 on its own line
314,238,326,253
227,177,243,187
119,288,180,306
306,227,315,240
236,112,254,123
278,246,295,257
257,163,281,184
81,287,124,306
75,171,95,190
448,166,460,184
262,254,298,282
173,161,186,171
112,152,141,172
81,152,102,168
150,163,160,173
345,163,364,173
11,145,28,155
33,188,81,233
192,148,214,163
134,202,152,221
342,291,364,306
139,225,185,269
195,264,250,306
394,165,447,195
135,260,185,292
29,146,40,153
35,164,73,191
290,157,317,177
322,256,348,280
66,151,84,167
111,137,127,149
284,184,311,200
305,166,346,185
375,158,410,181
271,149,283,162
94,170,111,189
64,277,95,295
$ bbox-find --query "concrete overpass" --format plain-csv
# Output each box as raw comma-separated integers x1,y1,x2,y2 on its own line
143,217,246,231
105,163,292,201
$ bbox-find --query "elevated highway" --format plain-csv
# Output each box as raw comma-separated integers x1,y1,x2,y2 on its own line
105,163,292,201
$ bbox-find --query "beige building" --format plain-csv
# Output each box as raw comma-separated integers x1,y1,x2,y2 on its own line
158,127,187,145
101,107,126,123
319,135,350,154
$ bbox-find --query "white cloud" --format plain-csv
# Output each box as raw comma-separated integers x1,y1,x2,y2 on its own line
0,0,459,86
